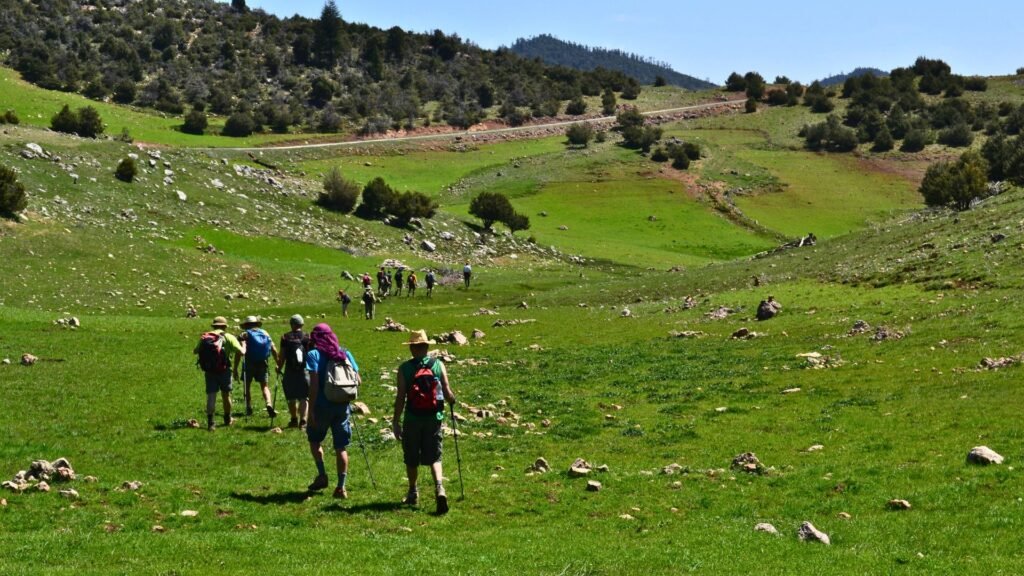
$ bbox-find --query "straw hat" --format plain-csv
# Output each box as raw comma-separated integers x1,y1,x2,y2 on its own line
403,329,436,346
241,315,262,327
211,316,228,328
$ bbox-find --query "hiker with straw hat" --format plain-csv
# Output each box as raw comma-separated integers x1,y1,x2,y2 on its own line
194,316,245,431
234,315,280,419
392,330,457,514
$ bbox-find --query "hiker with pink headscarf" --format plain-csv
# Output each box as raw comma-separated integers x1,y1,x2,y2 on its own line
304,323,361,499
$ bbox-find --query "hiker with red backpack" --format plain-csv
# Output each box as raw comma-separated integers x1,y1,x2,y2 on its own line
194,316,246,431
392,330,457,514
276,314,310,429
305,323,361,499
234,315,280,419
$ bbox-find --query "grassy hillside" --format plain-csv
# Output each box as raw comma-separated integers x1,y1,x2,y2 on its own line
2,76,1024,575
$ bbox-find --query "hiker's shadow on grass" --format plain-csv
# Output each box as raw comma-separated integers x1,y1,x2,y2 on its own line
326,501,405,514
230,490,311,505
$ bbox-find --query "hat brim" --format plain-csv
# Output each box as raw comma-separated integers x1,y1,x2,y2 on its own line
404,339,436,346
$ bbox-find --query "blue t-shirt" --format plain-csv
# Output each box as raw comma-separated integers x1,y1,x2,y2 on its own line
306,348,359,408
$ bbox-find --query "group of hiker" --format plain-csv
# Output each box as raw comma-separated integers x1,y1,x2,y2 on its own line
336,263,474,321
193,314,458,514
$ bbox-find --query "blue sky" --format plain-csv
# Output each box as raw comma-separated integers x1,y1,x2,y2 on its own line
240,0,1022,83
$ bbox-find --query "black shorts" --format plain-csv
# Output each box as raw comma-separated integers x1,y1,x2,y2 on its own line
402,413,443,466
282,369,309,400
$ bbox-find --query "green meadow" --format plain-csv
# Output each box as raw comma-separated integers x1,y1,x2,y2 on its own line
2,77,1024,575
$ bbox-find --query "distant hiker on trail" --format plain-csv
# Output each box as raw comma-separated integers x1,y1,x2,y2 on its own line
276,314,310,429
305,323,361,499
235,316,280,419
361,273,372,289
394,268,404,297
393,330,457,514
377,267,388,297
338,289,351,318
194,316,245,431
407,271,418,297
463,262,472,289
362,287,377,320
425,270,436,297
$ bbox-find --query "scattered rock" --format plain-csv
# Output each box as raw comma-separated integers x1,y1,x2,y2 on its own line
568,458,592,478
21,354,38,366
887,499,912,510
180,510,199,517
873,326,906,342
341,271,355,281
492,318,536,328
529,457,551,473
619,514,635,521
83,476,98,483
175,190,187,202
782,387,801,394
837,512,852,520
966,446,1004,465
668,330,706,339
586,480,602,492
421,240,436,252
59,488,80,500
992,233,1007,243
517,301,529,310
2,358,9,365
731,327,760,340
36,481,50,493
152,525,166,533
351,402,371,416
268,427,283,434
558,225,569,231
597,464,610,473
978,356,1022,370
730,452,765,474
620,307,632,318
375,317,409,332
186,419,200,428
120,480,144,491
756,296,782,321
805,444,825,452
754,523,779,535
471,329,486,340
848,320,871,335
473,308,499,316
661,463,685,475
1,498,6,506
705,306,734,320
25,143,45,156
797,521,830,545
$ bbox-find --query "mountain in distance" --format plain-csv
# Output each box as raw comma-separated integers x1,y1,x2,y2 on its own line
509,34,715,90
816,67,889,86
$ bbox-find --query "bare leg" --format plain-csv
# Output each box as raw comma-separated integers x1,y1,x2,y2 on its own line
260,382,272,405
221,390,232,419
299,399,308,422
336,449,349,475
406,464,419,492
430,461,444,492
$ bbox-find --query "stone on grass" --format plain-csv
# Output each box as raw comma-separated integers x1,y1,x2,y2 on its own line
351,402,371,416
782,387,801,394
268,427,283,434
805,444,825,452
120,480,144,491
661,463,685,475
36,481,50,493
597,464,610,473
586,480,602,492
420,240,436,252
60,488,80,500
754,522,779,535
180,510,199,517
530,457,551,473
568,458,592,477
21,354,38,366
797,521,830,545
731,452,765,474
471,329,486,340
966,446,1004,465
887,499,912,511
756,296,782,321
1,498,6,506
837,512,852,520
152,525,166,533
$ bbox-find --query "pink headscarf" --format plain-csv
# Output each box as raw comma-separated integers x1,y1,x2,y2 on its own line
309,323,346,361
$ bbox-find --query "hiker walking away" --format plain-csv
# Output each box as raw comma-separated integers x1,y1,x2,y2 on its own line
305,323,361,498
194,316,245,431
425,269,436,297
393,330,457,514
277,314,310,429
361,272,372,290
407,270,417,297
235,315,281,419
463,262,472,289
338,289,351,318
393,267,404,297
362,287,377,320
377,267,388,297
385,268,394,296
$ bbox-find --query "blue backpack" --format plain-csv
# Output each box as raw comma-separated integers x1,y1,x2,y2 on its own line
245,328,272,362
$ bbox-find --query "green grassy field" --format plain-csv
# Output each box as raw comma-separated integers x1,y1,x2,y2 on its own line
3,75,1024,575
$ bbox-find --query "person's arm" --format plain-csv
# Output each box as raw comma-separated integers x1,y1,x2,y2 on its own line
439,362,456,404
270,339,280,366
306,352,319,428
275,337,285,373
231,335,245,379
392,366,406,440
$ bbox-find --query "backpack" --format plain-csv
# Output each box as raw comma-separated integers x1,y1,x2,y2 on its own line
362,291,376,304
245,328,272,362
196,331,228,373
407,358,443,415
322,351,359,404
280,330,306,372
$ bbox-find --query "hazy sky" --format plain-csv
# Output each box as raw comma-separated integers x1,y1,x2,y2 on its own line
238,0,1023,83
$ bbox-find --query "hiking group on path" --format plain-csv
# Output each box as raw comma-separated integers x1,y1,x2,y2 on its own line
343,265,454,322
194,314,459,515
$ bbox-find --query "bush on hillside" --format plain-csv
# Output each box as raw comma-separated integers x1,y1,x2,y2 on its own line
182,109,208,135
650,147,669,162
744,72,766,100
50,105,80,135
389,190,437,226
222,111,255,137
601,89,617,115
937,122,974,147
506,211,530,233
0,165,28,218
900,128,933,152
565,96,587,116
595,131,607,143
982,134,1024,185
357,177,397,218
113,80,136,104
671,149,690,170
115,157,137,183
469,191,514,230
803,115,858,152
565,122,594,147
766,89,789,106
964,76,988,92
919,151,988,210
745,98,758,113
317,167,359,213
872,125,895,151
654,75,667,87
725,72,746,92
0,110,19,125
76,106,104,138
620,81,640,100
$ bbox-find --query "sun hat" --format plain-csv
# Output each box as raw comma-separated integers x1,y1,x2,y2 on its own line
403,330,436,346
241,315,262,327
211,316,228,328
290,314,304,327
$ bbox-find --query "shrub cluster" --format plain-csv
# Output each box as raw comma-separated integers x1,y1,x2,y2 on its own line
354,176,437,226
0,110,19,124
469,191,529,232
115,157,137,183
317,167,360,213
50,105,104,138
919,152,988,210
565,122,594,147
0,165,27,218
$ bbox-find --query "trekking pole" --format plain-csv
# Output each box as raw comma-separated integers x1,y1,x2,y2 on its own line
271,369,280,427
350,416,376,489
449,404,465,500
242,360,249,425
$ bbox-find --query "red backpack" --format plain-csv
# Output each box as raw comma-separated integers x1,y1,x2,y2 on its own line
196,331,229,373
407,359,442,415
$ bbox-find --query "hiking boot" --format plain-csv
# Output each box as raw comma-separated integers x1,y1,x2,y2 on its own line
308,475,329,492
207,417,215,432
223,416,234,427
245,406,254,417
333,486,348,499
299,419,307,430
266,405,277,418
287,417,299,428
435,489,449,515
402,490,418,506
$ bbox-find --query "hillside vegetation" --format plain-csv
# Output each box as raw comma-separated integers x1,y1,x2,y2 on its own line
2,41,1024,575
